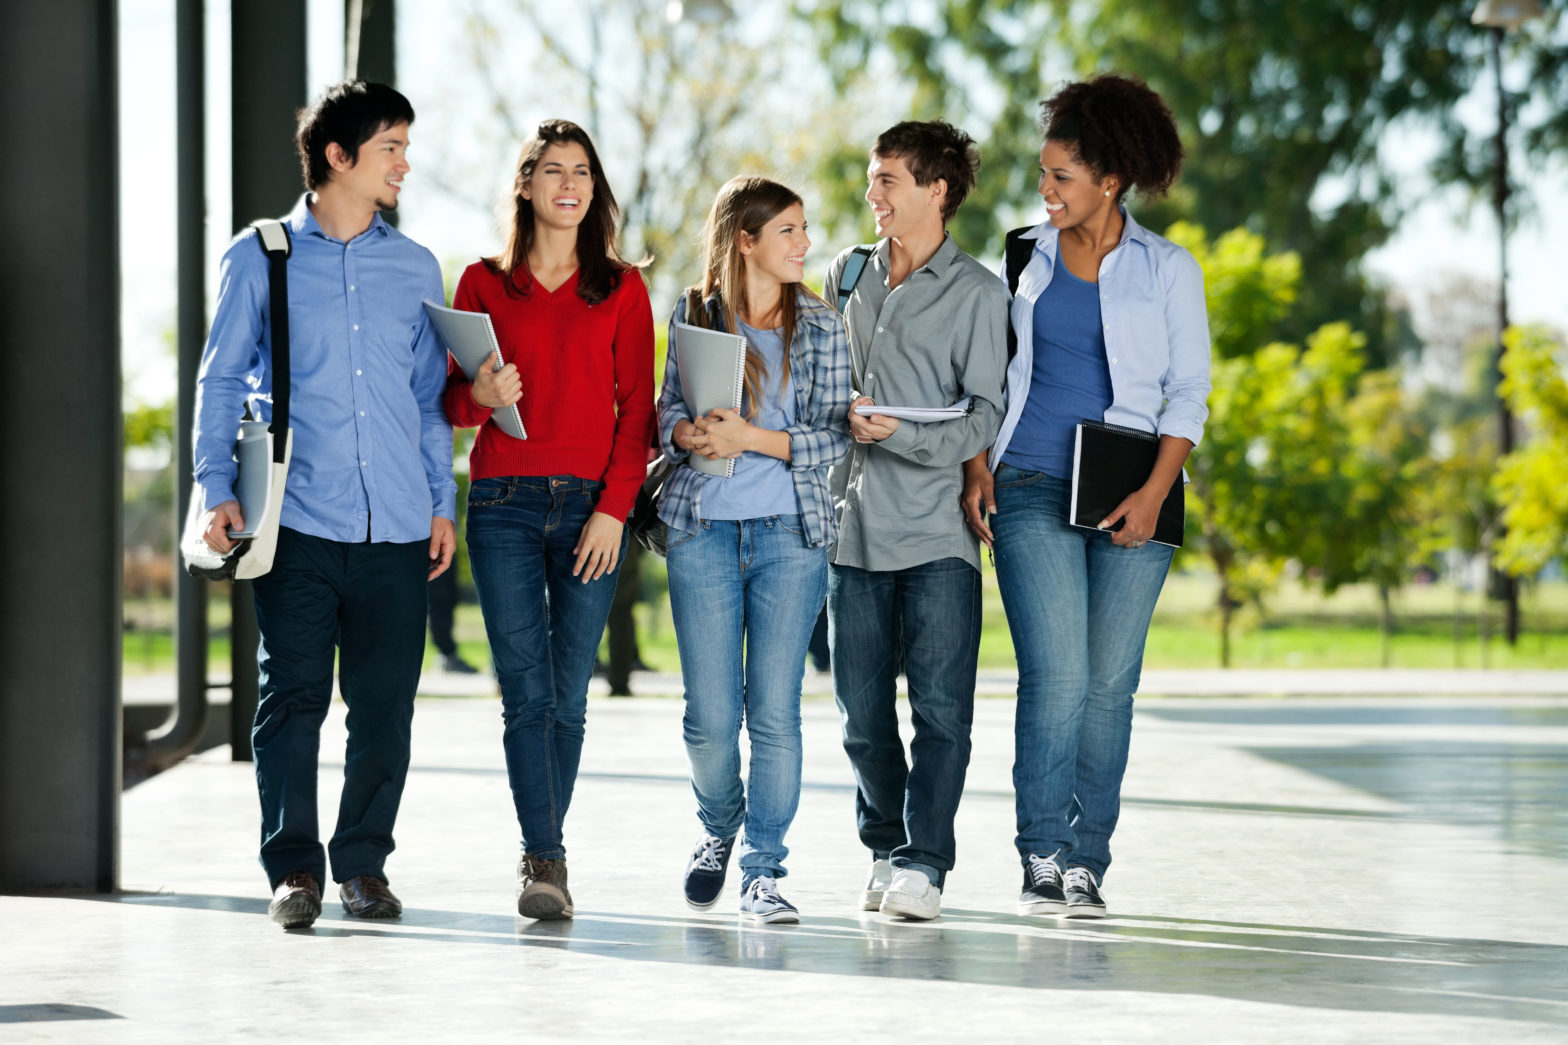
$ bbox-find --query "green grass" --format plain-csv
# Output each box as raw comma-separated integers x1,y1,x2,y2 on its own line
121,572,1568,676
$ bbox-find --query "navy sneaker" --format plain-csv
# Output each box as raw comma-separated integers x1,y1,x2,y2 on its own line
739,876,799,924
684,832,734,910
1063,866,1107,918
1019,851,1067,915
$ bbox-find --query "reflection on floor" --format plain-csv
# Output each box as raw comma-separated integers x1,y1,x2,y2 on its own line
5,694,1567,1041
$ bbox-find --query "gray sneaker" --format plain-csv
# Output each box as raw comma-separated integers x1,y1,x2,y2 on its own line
517,854,573,920
739,876,799,925
1063,866,1106,918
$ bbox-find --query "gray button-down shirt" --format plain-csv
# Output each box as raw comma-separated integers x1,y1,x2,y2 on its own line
825,235,1009,572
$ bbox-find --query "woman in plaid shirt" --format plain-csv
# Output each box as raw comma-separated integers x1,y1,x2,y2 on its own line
656,176,852,924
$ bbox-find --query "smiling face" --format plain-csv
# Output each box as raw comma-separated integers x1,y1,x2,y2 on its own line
865,152,945,241
739,202,810,286
1038,138,1118,230
333,121,410,212
521,141,595,233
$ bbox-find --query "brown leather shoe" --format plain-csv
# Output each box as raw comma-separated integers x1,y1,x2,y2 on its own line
338,874,402,918
268,872,322,929
516,855,572,920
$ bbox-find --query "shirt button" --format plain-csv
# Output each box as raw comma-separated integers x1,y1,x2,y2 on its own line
356,369,363,376
360,460,367,467
360,411,366,417
350,285,356,291
877,326,885,333
353,324,360,331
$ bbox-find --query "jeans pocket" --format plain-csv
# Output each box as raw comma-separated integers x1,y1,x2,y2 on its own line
776,514,806,538
468,477,513,506
664,524,698,551
994,466,1045,489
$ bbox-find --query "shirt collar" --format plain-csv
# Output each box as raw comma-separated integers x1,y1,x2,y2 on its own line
875,232,959,280
1021,206,1148,252
286,193,392,242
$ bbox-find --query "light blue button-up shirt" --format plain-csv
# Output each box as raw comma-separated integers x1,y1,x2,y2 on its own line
988,209,1211,470
194,195,456,544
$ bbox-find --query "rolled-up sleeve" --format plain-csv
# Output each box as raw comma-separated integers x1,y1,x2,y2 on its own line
192,237,267,511
1155,251,1212,447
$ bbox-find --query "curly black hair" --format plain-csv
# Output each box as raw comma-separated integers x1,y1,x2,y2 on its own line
1038,74,1183,201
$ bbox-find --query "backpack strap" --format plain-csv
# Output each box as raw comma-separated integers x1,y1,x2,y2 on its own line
252,219,292,464
833,245,876,314
1002,227,1034,360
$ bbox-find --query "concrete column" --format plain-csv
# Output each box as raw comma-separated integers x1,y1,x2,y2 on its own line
0,0,121,891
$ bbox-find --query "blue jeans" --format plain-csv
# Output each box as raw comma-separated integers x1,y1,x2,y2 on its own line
250,527,429,889
665,515,826,886
466,475,625,860
992,465,1174,879
828,557,980,888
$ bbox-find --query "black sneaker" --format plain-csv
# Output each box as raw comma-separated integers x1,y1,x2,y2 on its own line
684,832,734,909
1063,866,1107,918
1018,851,1067,915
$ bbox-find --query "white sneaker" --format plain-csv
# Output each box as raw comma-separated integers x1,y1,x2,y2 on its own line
878,868,941,920
739,876,800,925
860,858,894,911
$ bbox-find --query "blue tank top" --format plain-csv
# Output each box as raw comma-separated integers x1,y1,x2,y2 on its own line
1001,248,1112,479
699,321,800,520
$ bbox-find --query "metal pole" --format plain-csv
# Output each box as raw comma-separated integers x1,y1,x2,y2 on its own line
0,0,121,891
149,0,211,770
1490,25,1521,646
230,0,308,759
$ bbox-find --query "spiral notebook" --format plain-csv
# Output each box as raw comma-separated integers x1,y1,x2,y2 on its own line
1069,420,1185,547
673,322,748,477
423,299,527,440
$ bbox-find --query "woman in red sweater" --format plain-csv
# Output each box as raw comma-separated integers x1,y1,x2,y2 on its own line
444,119,655,920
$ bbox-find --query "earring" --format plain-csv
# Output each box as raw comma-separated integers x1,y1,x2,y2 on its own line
1104,190,1112,197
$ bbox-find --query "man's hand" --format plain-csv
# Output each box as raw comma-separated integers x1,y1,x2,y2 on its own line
471,361,522,409
961,453,996,548
201,499,245,554
848,396,899,444
428,516,456,579
573,511,623,582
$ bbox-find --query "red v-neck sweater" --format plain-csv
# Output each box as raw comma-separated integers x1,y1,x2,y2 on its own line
443,261,655,521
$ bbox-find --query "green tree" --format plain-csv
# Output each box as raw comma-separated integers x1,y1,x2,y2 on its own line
1494,324,1568,575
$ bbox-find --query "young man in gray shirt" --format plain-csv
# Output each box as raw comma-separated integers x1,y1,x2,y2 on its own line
824,120,1009,920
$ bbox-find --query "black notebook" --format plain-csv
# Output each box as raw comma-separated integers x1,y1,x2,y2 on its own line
1069,420,1185,547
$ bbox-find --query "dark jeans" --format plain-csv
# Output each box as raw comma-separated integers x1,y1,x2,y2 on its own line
827,557,981,888
250,526,429,890
428,561,458,656
466,475,624,860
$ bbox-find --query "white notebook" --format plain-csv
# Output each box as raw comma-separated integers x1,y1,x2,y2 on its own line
423,299,526,440
852,397,972,421
673,322,748,478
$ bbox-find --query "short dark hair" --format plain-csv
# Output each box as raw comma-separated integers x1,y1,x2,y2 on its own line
871,120,981,223
295,81,416,191
1038,74,1183,201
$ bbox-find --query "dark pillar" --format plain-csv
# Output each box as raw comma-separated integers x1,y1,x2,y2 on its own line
230,0,308,760
352,0,397,86
0,0,121,891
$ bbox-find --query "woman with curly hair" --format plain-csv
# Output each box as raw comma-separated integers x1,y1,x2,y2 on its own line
962,75,1212,918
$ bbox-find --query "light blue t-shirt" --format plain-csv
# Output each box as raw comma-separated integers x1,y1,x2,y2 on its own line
1001,248,1112,479
699,321,800,520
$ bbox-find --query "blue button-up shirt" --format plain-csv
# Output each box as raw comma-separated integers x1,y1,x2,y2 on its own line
989,209,1211,470
194,196,456,544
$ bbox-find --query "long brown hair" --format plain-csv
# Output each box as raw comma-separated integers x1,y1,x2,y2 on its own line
488,119,631,306
685,176,810,419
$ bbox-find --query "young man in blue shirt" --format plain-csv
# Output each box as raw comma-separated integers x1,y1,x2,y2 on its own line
194,81,456,929
825,121,1009,920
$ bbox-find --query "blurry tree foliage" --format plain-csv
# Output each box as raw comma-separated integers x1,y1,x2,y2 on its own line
1494,325,1568,575
795,0,1568,364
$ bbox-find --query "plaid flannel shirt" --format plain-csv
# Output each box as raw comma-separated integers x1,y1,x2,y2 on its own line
656,288,852,547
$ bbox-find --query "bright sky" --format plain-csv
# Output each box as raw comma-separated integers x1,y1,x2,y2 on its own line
118,1,1568,409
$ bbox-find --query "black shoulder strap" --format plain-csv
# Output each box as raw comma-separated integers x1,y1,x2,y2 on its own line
252,219,291,464
833,245,876,314
1004,227,1033,295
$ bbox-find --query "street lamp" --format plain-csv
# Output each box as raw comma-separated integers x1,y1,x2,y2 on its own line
1472,0,1542,646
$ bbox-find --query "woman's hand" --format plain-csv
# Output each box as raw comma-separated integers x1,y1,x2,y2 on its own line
675,418,721,460
693,408,754,459
1099,484,1165,548
470,362,522,409
961,453,996,548
573,511,623,582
